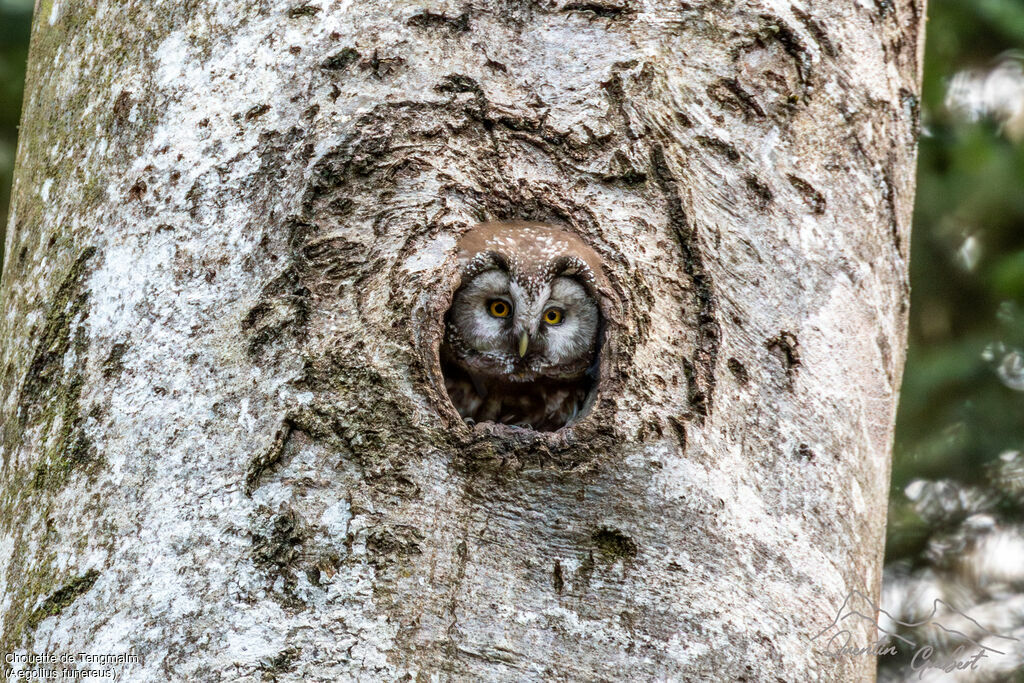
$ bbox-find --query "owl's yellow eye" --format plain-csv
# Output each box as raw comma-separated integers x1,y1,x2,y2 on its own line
488,300,511,318
543,308,564,325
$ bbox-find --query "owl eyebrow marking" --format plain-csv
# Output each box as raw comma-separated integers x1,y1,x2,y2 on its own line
548,255,591,279
464,250,511,280
483,250,511,271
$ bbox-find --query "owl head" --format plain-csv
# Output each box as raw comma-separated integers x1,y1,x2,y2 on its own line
441,221,608,430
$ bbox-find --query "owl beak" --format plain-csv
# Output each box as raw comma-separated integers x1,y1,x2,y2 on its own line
518,331,530,358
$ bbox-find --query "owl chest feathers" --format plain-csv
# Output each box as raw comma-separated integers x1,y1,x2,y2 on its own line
442,360,592,432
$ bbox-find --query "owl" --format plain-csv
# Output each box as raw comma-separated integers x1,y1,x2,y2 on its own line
441,221,607,432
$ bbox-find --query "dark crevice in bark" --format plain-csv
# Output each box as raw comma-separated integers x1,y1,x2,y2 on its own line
250,502,312,606
696,136,740,163
244,103,271,121
757,14,812,94
245,418,294,495
562,2,635,20
321,47,360,72
727,358,750,385
552,559,565,593
592,527,638,559
101,341,130,379
407,10,471,33
365,524,425,568
881,157,902,255
766,332,801,391
792,8,837,58
743,175,774,210
364,49,407,80
707,77,765,119
667,416,687,448
26,569,100,633
650,145,719,418
241,262,309,355
287,5,321,18
787,174,826,214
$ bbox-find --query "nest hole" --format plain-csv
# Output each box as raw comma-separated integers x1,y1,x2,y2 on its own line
437,222,609,433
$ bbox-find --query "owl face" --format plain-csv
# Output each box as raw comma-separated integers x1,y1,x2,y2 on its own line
441,222,607,431
448,267,600,381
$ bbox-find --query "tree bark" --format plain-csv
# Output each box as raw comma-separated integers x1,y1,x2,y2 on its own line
0,0,922,680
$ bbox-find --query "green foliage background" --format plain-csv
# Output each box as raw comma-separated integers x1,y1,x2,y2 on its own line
0,0,1020,562
0,0,32,254
887,0,1024,560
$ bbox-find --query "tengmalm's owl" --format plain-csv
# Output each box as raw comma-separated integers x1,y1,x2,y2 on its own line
441,221,607,432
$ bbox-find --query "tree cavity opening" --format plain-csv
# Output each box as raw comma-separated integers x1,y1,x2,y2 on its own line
438,221,608,433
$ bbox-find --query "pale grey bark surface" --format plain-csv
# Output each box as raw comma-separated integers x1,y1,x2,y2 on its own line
0,0,922,680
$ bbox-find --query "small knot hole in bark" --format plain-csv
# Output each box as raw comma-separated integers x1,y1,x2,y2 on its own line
436,222,610,433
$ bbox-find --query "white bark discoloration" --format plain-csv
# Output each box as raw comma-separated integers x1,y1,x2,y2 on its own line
1,0,922,679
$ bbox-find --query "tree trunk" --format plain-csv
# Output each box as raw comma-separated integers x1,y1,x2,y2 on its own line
0,1,922,680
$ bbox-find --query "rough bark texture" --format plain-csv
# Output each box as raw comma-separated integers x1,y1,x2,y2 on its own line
0,0,922,680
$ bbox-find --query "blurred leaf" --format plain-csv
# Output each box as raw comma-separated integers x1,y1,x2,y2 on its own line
977,0,1024,44
992,250,1024,296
